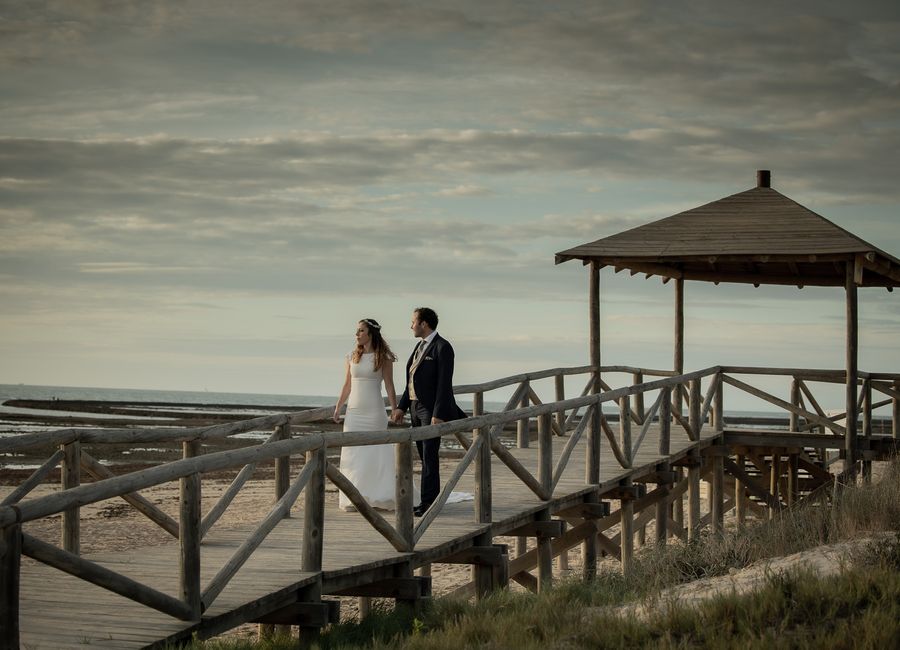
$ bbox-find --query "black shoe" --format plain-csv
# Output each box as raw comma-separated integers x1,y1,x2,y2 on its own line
413,503,431,517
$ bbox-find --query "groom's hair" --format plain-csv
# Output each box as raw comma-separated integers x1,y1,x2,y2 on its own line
415,307,438,330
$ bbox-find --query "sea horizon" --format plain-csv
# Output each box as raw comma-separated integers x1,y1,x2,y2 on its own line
0,381,794,419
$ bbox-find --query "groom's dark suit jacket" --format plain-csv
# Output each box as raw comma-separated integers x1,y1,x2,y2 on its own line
398,333,466,422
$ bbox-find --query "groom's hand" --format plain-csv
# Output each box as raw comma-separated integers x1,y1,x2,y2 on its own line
431,416,444,425
390,408,405,425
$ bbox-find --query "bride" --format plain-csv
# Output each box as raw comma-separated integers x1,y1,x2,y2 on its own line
333,318,398,511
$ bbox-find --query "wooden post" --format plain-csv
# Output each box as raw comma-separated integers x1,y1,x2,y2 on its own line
516,536,528,559
787,454,799,506
789,378,800,432
588,261,602,485
396,440,414,552
584,262,601,581
769,453,781,520
735,453,746,527
393,560,418,616
633,371,644,422
538,413,552,493
473,392,490,523
619,396,632,467
674,278,685,415
557,520,569,572
258,624,275,642
862,379,872,483
689,379,701,439
711,377,724,533
673,467,684,530
302,448,327,570
555,373,565,432
845,262,859,476
687,460,700,540
272,422,293,637
536,510,553,593
620,479,634,574
893,379,900,440
581,492,599,580
299,446,326,646
275,422,291,507
61,441,80,555
472,391,493,599
714,372,724,432
711,455,724,535
358,596,371,620
180,440,202,619
472,531,493,600
1,524,21,650
517,380,530,449
659,387,672,457
655,388,671,546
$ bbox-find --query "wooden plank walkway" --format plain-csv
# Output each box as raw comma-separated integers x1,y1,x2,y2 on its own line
17,423,719,649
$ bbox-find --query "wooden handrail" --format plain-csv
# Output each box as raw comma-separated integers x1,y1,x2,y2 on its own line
452,364,680,394
0,367,724,527
0,407,338,454
453,365,594,393
719,366,900,383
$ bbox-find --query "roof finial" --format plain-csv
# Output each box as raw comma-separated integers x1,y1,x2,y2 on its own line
757,169,771,188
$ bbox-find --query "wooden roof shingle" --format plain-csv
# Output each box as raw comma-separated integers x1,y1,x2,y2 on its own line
555,172,900,288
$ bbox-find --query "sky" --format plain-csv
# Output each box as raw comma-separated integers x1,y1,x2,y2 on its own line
1,0,899,409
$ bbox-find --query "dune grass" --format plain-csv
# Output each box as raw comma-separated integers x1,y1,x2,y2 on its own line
184,460,900,650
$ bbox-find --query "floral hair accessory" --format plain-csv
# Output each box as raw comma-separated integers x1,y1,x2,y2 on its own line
362,318,381,330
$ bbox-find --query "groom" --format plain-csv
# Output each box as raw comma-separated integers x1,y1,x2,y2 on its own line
391,307,465,517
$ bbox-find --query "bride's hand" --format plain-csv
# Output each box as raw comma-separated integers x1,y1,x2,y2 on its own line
333,409,341,423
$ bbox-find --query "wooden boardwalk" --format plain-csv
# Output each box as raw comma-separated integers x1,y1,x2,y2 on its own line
5,363,898,650
16,423,715,649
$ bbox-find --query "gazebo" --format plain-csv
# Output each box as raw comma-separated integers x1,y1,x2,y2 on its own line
555,170,900,472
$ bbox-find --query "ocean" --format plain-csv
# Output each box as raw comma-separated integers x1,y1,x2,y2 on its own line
0,382,792,422
0,383,333,410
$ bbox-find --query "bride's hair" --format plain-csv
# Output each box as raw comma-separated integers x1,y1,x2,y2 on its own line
352,318,397,371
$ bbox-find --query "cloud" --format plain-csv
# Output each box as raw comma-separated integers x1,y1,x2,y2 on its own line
434,184,492,197
77,262,205,274
2,1,899,392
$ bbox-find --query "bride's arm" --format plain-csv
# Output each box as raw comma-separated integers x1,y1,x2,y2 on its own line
382,360,398,413
333,359,352,423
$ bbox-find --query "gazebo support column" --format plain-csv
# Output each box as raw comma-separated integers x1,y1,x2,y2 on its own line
672,278,685,529
583,261,601,580
845,262,859,477
674,278,684,413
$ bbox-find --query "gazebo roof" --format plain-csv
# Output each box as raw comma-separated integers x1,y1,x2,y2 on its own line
555,171,900,288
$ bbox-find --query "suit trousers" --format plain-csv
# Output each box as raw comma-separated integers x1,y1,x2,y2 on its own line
410,400,440,507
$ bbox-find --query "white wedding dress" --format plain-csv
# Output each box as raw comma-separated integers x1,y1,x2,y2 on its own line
338,351,473,512
339,352,396,511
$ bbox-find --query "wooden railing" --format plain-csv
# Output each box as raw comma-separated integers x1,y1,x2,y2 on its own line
1,364,898,646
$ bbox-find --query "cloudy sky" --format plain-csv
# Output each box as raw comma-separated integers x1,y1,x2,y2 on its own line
1,0,899,406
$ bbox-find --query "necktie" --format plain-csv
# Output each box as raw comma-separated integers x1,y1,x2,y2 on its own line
414,340,427,363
